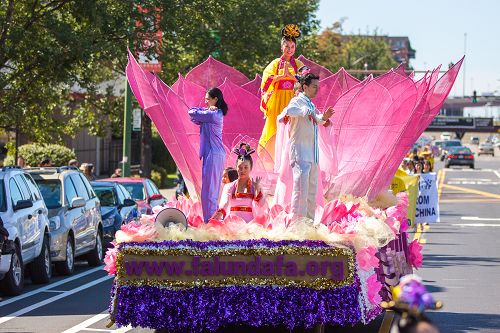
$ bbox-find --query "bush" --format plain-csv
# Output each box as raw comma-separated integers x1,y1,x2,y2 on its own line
152,133,177,174
151,164,169,188
6,143,76,167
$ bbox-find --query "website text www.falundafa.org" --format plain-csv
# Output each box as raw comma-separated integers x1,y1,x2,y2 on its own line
124,255,345,280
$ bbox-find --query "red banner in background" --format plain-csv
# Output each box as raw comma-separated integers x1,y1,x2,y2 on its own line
134,5,162,73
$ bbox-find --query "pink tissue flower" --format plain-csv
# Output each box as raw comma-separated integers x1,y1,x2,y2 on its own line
120,222,157,242
367,273,382,305
357,246,380,271
408,239,423,269
104,246,118,276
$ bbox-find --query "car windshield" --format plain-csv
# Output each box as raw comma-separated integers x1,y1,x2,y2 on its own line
444,141,462,148
36,179,62,209
94,187,117,206
122,183,145,200
434,141,444,147
0,180,6,212
449,147,472,154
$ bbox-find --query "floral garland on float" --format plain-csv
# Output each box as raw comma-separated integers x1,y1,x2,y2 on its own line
105,191,424,332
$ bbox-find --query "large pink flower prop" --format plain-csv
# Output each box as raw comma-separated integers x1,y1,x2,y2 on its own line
356,246,380,271
408,239,423,269
127,51,462,200
367,273,383,305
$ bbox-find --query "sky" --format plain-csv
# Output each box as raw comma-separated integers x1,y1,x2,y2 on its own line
317,0,500,97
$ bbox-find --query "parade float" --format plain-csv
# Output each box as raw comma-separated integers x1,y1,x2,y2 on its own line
104,50,462,332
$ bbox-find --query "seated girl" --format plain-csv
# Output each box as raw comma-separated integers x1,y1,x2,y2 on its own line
212,143,267,223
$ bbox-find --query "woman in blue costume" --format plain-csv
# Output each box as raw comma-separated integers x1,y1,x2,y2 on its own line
188,87,228,222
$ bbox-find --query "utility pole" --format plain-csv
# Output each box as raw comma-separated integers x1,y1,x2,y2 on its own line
463,33,467,97
122,5,134,177
122,82,132,177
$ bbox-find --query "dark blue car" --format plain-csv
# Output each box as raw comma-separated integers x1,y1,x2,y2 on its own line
91,181,139,241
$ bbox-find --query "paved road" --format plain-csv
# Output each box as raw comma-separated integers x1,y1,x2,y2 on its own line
418,155,500,333
1,154,499,333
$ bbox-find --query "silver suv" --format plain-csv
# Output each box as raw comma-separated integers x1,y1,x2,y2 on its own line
27,167,104,275
0,166,52,295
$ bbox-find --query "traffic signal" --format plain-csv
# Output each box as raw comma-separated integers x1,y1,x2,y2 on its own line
472,90,477,103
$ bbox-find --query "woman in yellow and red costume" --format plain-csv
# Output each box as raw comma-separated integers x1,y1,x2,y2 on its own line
259,24,304,159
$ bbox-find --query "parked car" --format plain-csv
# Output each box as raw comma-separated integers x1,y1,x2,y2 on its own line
26,167,103,276
470,136,480,145
100,177,166,215
91,181,139,241
0,166,51,295
444,146,475,169
440,139,462,161
478,143,495,156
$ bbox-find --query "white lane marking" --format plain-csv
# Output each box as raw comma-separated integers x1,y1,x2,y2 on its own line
452,224,500,227
61,311,133,333
0,265,105,308
0,275,111,325
447,181,500,185
461,216,500,221
494,170,500,179
61,313,109,333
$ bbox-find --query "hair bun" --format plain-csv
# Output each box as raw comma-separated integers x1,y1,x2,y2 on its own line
281,24,301,39
232,142,255,157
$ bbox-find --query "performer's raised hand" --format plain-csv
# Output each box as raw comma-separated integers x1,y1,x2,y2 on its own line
322,106,335,121
253,176,262,193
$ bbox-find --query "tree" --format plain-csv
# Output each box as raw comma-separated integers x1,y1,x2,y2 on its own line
0,0,319,140
312,22,398,76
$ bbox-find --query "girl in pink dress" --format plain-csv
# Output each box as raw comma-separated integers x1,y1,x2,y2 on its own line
212,143,267,223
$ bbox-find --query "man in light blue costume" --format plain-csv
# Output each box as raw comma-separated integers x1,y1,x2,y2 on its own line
277,73,334,220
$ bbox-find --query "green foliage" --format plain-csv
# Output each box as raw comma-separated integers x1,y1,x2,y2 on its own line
151,127,177,174
6,143,76,167
151,164,170,188
0,0,320,142
312,22,398,76
0,0,132,142
154,0,320,84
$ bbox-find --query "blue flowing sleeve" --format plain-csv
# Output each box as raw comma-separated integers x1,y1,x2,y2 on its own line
188,107,220,125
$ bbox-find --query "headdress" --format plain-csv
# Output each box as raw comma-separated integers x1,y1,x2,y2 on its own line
232,142,255,157
295,65,311,81
281,24,301,40
381,274,442,320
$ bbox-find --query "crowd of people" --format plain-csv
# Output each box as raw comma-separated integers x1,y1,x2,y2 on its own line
401,145,436,175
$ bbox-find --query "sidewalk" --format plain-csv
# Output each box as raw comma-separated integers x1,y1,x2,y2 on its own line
160,187,177,200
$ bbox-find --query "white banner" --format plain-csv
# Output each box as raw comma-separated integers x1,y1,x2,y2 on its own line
415,172,440,224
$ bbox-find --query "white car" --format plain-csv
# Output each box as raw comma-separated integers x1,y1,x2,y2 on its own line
0,166,52,295
27,167,104,276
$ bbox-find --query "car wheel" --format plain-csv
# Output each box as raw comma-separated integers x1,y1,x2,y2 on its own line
0,243,24,295
55,236,74,275
470,164,475,169
87,230,104,267
30,234,52,284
